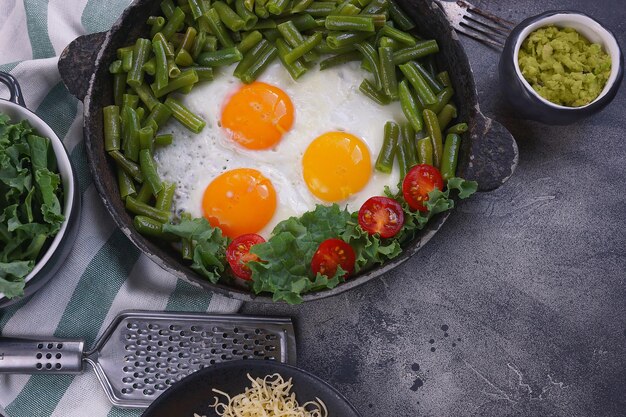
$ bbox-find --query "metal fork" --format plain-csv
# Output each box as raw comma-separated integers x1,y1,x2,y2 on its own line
436,0,516,49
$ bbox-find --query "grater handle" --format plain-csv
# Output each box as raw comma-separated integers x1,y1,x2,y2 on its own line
0,338,84,374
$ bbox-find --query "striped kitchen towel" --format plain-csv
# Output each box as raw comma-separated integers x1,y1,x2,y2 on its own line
0,1,243,416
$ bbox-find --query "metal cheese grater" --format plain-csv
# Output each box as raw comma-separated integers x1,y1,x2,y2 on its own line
0,311,296,408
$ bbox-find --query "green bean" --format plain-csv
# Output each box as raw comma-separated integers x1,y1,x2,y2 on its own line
325,15,374,32
361,13,387,27
235,0,258,29
121,49,133,72
426,86,454,114
122,94,139,109
388,0,414,30
401,123,417,168
183,66,215,81
354,42,382,90
319,50,361,70
197,47,243,69
156,182,176,211
424,55,437,77
440,133,460,180
356,0,370,7
206,7,235,47
417,136,433,165
276,13,318,31
213,1,246,31
190,31,207,60
275,38,308,80
136,183,153,203
331,2,362,16
392,40,439,65
292,0,314,13
251,19,277,29
423,108,442,168
117,45,134,59
139,149,163,196
148,15,166,37
152,41,169,91
203,36,219,51
234,39,269,78
240,42,278,83
155,133,174,146
359,78,390,105
113,73,126,107
447,122,468,135
109,60,123,74
378,36,402,50
437,103,457,131
164,96,206,133
277,21,318,62
395,128,410,178
379,24,415,45
167,57,181,78
327,31,372,50
117,169,137,199
161,0,176,18
139,126,155,152
135,107,146,122
127,38,151,88
109,150,144,183
162,7,186,39
378,46,397,99
284,32,323,64
412,60,443,93
359,0,387,16
122,106,141,162
316,42,355,55
237,31,263,53
133,83,160,111
398,80,422,132
126,196,170,223
144,102,173,129
244,0,255,11
175,48,194,66
103,105,121,152
151,69,199,98
399,62,437,105
437,71,451,87
153,32,175,57
143,58,156,76
263,28,280,41
267,0,290,15
134,216,179,241
179,26,198,54
375,121,399,173
254,2,269,18
304,2,336,17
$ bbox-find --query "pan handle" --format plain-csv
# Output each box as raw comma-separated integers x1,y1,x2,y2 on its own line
0,72,26,107
0,337,84,374
463,111,519,191
58,31,108,101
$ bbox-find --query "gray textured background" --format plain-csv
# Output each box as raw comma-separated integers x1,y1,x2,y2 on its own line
243,1,626,416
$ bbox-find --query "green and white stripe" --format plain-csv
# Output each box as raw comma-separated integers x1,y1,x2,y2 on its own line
0,2,242,416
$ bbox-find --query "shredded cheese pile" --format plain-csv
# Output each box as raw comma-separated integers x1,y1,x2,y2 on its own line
195,373,328,417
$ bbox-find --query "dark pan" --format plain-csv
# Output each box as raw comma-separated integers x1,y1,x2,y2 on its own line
141,360,362,417
58,0,518,302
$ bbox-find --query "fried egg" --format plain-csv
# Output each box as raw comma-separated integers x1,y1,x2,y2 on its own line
154,60,405,238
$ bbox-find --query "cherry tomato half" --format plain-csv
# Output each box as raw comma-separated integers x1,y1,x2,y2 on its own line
358,196,405,238
402,164,444,212
311,238,356,278
226,233,265,280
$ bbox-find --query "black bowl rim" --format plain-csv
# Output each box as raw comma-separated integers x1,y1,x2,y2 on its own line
141,360,363,417
503,9,624,114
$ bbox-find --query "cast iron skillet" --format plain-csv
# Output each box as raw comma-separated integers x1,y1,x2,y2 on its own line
58,0,518,302
141,360,362,417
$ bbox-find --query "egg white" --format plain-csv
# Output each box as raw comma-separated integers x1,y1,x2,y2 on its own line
154,59,405,238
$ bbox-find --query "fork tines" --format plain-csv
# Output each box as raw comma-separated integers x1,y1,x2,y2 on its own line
441,0,516,49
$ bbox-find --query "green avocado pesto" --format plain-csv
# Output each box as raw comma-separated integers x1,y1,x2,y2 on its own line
518,26,612,107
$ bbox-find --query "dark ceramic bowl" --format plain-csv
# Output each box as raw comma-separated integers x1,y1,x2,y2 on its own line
57,0,518,302
499,10,624,125
141,360,362,417
0,73,81,308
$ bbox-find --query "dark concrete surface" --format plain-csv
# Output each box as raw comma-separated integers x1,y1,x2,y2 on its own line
243,1,626,416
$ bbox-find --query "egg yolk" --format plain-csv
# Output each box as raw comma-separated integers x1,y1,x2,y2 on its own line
202,168,276,238
221,82,294,150
302,132,372,202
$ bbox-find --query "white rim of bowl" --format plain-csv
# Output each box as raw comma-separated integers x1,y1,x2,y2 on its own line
0,100,75,300
513,13,621,110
